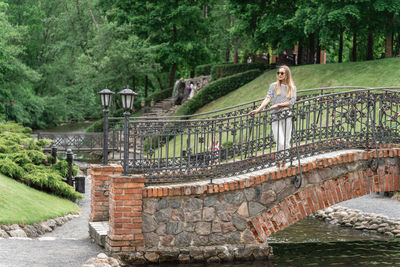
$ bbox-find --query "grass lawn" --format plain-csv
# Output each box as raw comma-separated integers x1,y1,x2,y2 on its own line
0,173,79,225
195,57,400,115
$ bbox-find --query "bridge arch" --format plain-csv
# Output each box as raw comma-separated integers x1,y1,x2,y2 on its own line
89,147,400,264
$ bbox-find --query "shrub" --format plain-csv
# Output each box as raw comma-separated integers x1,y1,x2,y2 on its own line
211,62,268,80
195,63,214,76
0,159,25,180
145,87,174,104
175,69,262,116
52,160,78,177
0,122,82,201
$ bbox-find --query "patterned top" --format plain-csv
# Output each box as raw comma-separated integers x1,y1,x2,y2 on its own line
266,82,296,113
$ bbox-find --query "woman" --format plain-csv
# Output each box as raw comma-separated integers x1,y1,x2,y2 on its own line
250,65,296,151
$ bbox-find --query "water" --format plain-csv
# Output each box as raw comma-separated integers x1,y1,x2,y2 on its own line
33,121,93,133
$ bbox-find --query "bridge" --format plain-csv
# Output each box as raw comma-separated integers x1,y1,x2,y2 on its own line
87,87,399,263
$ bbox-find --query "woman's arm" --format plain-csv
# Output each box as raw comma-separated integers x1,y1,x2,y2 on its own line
250,97,271,114
270,101,290,109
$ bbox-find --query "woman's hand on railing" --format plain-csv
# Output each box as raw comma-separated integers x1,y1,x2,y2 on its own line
250,109,259,115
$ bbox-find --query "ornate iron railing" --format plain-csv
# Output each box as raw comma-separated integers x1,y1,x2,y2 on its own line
37,132,108,152
106,87,400,184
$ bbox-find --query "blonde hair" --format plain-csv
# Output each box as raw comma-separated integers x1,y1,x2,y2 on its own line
274,65,295,99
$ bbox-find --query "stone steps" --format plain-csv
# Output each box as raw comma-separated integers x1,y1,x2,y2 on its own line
89,221,108,248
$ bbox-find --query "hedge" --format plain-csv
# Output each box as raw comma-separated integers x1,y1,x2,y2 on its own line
195,64,214,76
211,62,268,80
175,69,262,116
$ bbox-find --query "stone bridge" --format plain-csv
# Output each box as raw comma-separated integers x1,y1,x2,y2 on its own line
89,146,400,264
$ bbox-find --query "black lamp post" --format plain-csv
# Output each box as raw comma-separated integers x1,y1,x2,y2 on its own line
119,85,137,175
66,148,74,186
99,88,114,165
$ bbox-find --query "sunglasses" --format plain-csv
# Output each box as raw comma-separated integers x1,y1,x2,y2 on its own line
277,71,285,75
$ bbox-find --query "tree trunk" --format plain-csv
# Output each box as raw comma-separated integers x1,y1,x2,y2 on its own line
385,12,394,58
395,33,400,56
145,75,148,98
367,31,373,60
233,38,238,64
338,29,343,63
169,63,177,88
190,70,195,78
226,44,231,62
297,44,303,65
385,34,393,58
203,6,207,18
308,34,315,64
352,32,357,62
316,43,321,64
157,77,164,90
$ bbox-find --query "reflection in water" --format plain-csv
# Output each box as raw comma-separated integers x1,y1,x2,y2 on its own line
34,121,94,133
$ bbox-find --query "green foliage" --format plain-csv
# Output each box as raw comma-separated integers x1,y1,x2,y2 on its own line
0,122,82,201
211,62,268,80
195,64,214,76
145,87,174,104
175,69,262,116
85,119,104,133
0,159,25,180
52,160,78,178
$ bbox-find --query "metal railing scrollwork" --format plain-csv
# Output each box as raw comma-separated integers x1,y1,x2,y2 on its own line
105,87,400,184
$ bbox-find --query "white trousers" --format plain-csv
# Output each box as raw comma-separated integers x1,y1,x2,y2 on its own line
272,117,292,151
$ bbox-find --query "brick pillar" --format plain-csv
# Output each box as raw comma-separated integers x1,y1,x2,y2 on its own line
89,164,123,222
106,175,146,253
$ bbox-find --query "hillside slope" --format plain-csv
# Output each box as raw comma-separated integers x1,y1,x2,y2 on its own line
0,173,78,224
196,58,400,114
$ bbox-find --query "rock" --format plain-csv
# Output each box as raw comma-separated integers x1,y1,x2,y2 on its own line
184,198,203,212
23,225,39,238
154,208,172,223
220,222,236,234
144,252,159,263
244,188,256,201
160,235,174,247
232,214,248,231
8,229,27,238
0,229,9,239
226,231,240,244
241,229,256,244
259,190,276,205
237,202,249,218
248,202,265,217
9,224,19,231
195,222,211,235
212,220,222,233
46,219,57,229
175,232,192,247
143,214,157,233
168,199,181,209
144,199,157,215
156,198,169,211
55,217,64,226
108,257,120,267
166,222,183,235
178,253,190,263
325,207,334,213
186,210,202,222
224,191,244,205
204,196,217,207
0,225,10,232
202,207,215,221
97,253,108,260
209,234,225,245
144,232,159,248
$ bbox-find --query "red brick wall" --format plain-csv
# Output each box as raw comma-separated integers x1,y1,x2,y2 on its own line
248,153,400,243
106,175,146,253
89,164,123,222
